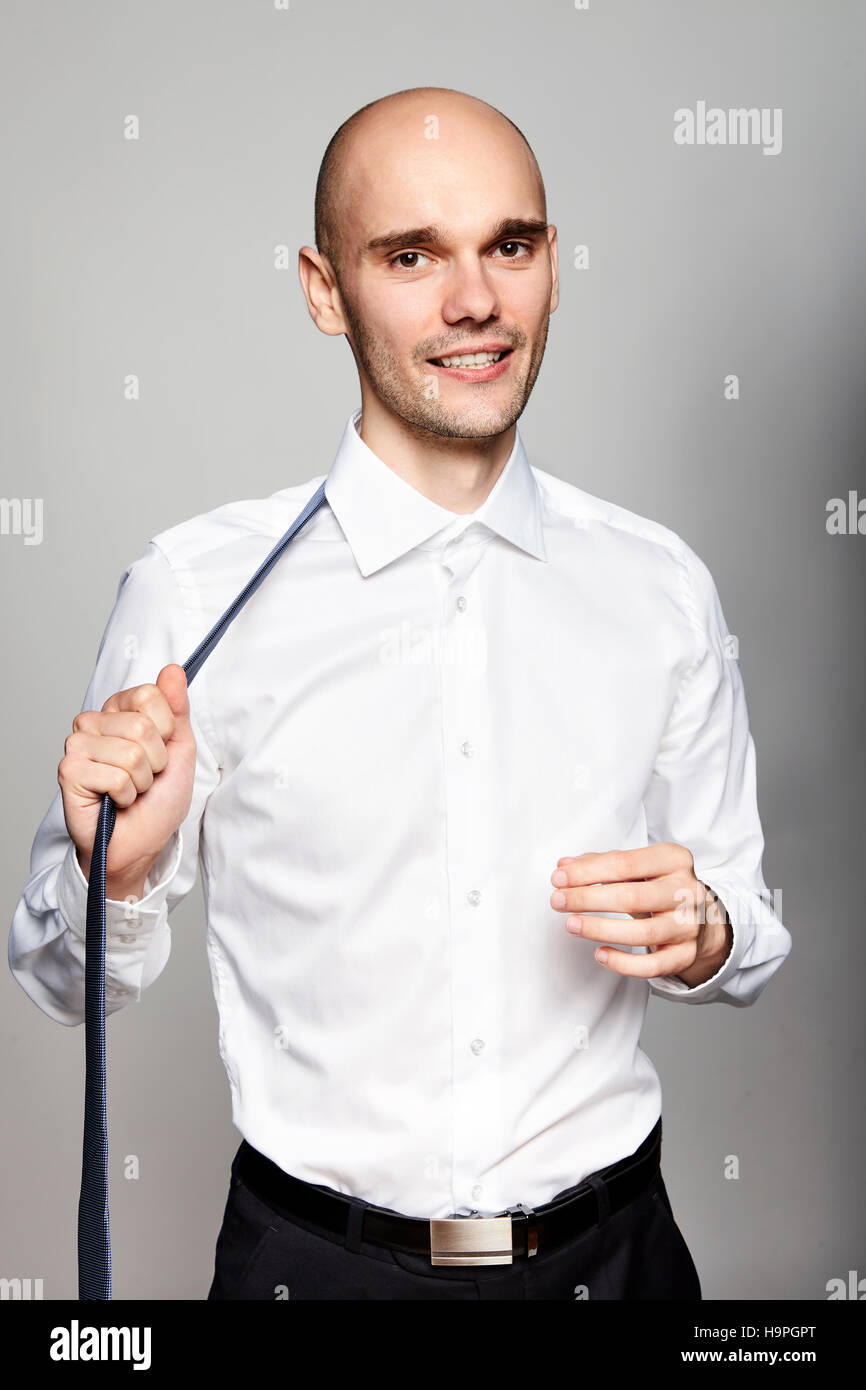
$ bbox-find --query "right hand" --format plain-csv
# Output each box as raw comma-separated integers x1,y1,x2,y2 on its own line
58,663,197,886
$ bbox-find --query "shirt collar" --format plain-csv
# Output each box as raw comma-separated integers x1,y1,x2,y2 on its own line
324,408,547,578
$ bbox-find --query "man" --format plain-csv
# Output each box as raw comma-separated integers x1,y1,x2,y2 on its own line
9,86,791,1300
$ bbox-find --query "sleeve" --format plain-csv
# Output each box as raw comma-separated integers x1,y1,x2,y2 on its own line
642,544,792,1007
7,541,221,1026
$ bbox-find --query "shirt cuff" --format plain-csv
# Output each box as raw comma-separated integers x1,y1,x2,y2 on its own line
647,872,752,1003
58,830,184,949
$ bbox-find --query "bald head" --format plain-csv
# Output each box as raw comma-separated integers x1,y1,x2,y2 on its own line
314,87,546,284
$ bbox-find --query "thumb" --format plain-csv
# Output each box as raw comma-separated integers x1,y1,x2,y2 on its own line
156,663,193,741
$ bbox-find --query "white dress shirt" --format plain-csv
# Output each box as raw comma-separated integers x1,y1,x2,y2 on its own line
9,407,791,1218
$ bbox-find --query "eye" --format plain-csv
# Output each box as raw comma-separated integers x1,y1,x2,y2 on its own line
386,240,534,272
387,250,432,271
494,240,532,259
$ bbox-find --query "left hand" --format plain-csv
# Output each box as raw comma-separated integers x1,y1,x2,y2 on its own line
549,841,733,984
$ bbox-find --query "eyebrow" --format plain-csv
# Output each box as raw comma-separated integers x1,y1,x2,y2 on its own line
363,217,550,257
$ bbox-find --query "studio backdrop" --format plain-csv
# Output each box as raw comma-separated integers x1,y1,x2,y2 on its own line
1,0,863,1300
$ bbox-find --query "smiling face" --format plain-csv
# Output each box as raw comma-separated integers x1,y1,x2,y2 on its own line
310,91,559,441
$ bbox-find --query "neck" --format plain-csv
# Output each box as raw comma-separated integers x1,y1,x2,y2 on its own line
356,394,514,514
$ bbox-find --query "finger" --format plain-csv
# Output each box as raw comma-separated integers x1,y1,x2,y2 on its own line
565,910,691,948
102,683,175,742
156,664,194,742
550,875,691,917
591,941,697,978
63,732,158,794
553,842,692,886
71,711,169,774
59,755,139,808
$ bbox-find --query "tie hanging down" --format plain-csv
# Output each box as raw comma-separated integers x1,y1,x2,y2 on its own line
78,480,328,1301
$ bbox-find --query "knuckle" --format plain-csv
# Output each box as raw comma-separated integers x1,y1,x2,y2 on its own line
646,919,665,947
137,684,162,712
672,892,692,926
616,851,633,881
111,768,133,797
122,740,145,769
622,883,640,914
139,687,172,733
685,881,702,914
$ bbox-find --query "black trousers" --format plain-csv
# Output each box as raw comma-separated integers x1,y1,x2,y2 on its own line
206,1132,702,1301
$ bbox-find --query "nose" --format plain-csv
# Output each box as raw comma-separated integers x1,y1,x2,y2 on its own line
438,254,502,325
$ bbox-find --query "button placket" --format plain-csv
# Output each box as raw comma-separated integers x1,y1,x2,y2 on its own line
438,531,494,1213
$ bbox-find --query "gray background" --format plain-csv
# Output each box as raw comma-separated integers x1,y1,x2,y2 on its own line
2,0,863,1300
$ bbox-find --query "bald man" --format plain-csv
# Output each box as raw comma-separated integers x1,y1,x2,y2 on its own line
13,85,790,1301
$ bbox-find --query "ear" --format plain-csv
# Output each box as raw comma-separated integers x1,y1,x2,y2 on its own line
298,246,349,337
547,225,560,315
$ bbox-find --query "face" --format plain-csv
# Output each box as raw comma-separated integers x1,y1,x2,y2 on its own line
321,102,559,440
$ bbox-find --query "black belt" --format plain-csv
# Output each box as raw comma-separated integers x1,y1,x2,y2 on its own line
233,1116,662,1267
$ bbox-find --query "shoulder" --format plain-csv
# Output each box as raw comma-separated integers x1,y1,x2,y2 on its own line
531,464,723,634
147,475,329,572
531,464,691,558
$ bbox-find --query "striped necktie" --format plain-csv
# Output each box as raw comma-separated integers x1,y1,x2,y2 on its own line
78,480,328,1300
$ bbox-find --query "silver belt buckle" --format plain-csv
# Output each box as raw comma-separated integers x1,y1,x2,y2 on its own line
429,1204,537,1267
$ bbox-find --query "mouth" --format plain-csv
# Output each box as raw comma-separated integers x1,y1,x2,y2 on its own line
425,348,514,382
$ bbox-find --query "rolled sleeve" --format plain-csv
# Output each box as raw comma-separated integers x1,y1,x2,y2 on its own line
8,541,220,1026
643,545,792,1007
57,829,184,1003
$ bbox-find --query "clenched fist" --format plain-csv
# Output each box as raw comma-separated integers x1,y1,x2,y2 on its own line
58,664,196,900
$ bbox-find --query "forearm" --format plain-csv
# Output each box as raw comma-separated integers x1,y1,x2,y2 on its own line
10,833,178,1026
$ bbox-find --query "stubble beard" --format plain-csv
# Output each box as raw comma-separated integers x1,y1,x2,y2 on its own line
338,285,550,442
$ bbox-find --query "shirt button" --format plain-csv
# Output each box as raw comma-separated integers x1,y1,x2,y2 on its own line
470,1038,485,1055
119,934,136,944
471,1183,484,1203
113,987,130,996
460,740,475,758
456,596,468,612
466,889,482,907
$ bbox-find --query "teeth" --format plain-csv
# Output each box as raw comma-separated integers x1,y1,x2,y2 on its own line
435,351,504,368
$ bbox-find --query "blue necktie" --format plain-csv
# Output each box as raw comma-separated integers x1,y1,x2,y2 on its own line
78,481,328,1300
